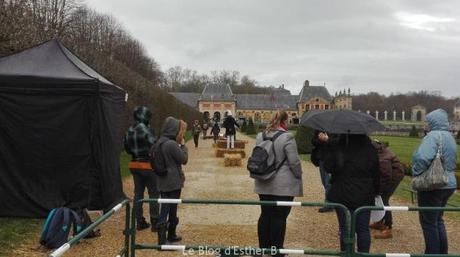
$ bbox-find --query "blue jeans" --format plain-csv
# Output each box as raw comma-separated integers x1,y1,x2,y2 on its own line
157,190,181,226
418,189,455,254
319,162,331,200
336,207,371,253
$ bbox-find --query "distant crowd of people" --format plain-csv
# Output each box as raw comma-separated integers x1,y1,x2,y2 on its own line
124,106,457,256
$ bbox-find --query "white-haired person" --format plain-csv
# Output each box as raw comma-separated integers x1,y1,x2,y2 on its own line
222,110,239,148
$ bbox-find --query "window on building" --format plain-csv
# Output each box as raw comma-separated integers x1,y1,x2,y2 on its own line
325,105,329,110
306,104,310,111
315,105,320,109
214,104,221,108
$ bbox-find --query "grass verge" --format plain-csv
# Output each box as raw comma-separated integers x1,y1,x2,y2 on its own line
0,219,42,257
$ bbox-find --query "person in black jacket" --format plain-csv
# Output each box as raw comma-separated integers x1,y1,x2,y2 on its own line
311,130,333,213
222,110,239,148
124,106,159,231
319,133,380,253
211,122,221,143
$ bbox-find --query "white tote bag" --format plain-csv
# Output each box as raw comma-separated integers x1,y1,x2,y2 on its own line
370,195,385,223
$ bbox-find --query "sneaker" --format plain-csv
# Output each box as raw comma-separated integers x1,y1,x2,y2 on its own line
318,206,334,213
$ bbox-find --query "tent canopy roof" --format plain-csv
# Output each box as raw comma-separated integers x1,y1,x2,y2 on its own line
0,39,118,88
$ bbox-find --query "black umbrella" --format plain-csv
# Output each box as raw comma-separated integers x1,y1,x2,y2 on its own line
300,109,386,134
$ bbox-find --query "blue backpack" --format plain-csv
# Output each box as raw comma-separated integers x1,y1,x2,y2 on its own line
40,207,82,249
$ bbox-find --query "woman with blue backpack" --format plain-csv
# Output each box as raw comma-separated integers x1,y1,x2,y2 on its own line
252,110,303,257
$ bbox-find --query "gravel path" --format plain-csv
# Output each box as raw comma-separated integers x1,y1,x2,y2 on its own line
10,132,460,256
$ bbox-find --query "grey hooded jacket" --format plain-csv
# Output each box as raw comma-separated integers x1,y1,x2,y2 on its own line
254,130,304,197
156,117,188,192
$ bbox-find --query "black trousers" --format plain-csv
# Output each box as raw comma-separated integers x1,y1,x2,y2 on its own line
193,134,200,147
258,194,294,256
158,189,182,225
380,182,400,228
131,169,159,223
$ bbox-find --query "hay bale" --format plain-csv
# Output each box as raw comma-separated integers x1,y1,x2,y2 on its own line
216,140,247,149
216,148,246,158
224,154,243,167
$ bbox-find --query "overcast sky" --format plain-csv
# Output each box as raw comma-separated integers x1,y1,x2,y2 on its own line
86,0,460,97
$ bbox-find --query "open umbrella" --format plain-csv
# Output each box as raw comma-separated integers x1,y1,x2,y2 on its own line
300,109,386,134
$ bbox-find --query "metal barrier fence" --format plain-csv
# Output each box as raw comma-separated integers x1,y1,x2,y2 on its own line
49,199,131,257
129,198,351,257
351,206,460,257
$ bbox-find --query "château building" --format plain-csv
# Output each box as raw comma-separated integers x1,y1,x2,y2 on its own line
170,80,352,124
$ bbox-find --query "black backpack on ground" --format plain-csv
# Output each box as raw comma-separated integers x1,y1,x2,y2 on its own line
40,207,82,249
77,209,101,239
247,131,286,181
150,140,168,176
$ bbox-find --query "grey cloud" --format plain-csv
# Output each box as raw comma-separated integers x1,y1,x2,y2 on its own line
86,0,460,97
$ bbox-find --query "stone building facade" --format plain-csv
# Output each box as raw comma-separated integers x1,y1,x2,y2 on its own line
170,80,353,124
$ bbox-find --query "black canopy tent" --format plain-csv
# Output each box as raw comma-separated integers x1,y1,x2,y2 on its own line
0,39,126,217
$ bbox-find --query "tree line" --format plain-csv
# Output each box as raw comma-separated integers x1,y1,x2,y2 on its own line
0,0,201,133
162,66,272,94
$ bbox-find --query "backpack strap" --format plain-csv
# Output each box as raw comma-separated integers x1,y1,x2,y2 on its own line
62,208,70,232
69,210,83,234
41,208,57,234
269,131,287,170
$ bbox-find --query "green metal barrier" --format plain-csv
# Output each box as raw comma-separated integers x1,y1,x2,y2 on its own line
351,205,460,257
49,199,131,257
129,198,351,257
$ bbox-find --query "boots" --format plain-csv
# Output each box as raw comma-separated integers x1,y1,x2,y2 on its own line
136,219,150,231
167,218,182,242
157,223,167,245
369,221,385,230
374,227,392,239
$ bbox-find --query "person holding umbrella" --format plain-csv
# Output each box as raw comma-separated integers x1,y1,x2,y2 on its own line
311,130,335,213
302,109,383,253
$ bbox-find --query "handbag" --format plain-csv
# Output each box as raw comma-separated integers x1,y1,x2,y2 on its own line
370,195,385,223
411,133,448,191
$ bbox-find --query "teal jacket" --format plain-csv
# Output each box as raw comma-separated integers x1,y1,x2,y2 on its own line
412,109,457,189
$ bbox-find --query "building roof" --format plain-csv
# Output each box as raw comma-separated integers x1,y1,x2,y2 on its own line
199,84,235,101
236,94,298,110
169,92,200,109
455,99,460,107
298,85,332,102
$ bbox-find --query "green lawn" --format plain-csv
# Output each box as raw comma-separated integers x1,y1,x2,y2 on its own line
0,218,43,256
371,135,460,169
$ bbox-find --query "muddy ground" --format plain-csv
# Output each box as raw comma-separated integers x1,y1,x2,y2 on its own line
10,132,460,257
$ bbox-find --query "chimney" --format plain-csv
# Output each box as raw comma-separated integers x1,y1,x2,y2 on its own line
304,80,310,87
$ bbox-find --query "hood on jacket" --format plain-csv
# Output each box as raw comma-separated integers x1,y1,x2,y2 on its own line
133,106,152,126
161,116,180,139
426,109,449,131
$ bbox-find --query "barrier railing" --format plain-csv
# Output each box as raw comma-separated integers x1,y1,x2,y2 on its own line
129,198,351,257
49,199,131,257
351,206,460,257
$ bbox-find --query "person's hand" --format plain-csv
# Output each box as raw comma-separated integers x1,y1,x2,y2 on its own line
180,138,185,145
318,132,329,142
